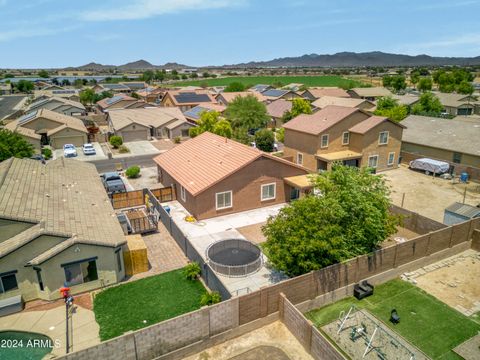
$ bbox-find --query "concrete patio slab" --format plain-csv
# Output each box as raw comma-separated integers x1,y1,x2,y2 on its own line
53,142,107,161
113,141,160,158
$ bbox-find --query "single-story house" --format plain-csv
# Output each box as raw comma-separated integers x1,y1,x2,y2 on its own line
108,107,194,141
96,94,144,112
392,94,420,107
5,108,88,149
0,158,126,302
154,132,310,220
93,83,131,94
348,87,393,101
135,87,164,103
311,96,375,112
215,91,267,106
401,115,480,168
302,87,350,100
183,103,226,123
119,81,148,91
261,89,301,101
26,96,86,116
433,92,478,116
266,99,292,128
0,83,12,95
282,83,304,92
160,90,218,112
33,86,80,101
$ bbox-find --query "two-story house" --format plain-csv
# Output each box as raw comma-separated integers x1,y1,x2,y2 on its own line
283,105,405,172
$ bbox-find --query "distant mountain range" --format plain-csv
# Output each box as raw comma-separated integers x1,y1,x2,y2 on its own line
64,52,480,71
63,59,188,71
229,51,480,68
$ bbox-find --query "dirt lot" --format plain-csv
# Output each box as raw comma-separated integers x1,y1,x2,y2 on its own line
184,321,312,360
125,166,164,190
237,222,267,244
410,250,480,316
382,165,480,223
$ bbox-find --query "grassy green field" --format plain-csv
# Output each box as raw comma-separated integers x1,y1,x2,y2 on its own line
306,279,480,360
93,268,207,340
170,75,366,88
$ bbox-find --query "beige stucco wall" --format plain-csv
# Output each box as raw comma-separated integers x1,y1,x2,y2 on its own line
50,128,88,148
168,123,194,139
0,240,123,302
22,117,63,132
117,123,150,141
402,142,480,168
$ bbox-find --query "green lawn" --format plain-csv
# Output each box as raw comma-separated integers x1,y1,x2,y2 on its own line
93,268,207,340
169,75,366,88
306,279,480,360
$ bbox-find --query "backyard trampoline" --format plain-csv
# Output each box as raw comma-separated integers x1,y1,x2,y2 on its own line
206,239,263,277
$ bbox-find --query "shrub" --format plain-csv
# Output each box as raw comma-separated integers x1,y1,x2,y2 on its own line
118,145,130,153
200,291,221,306
125,166,140,178
109,135,123,149
254,128,275,152
174,136,181,144
41,148,52,160
183,262,201,281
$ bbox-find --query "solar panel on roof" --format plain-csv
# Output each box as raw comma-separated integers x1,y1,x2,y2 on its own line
174,93,211,104
18,111,38,125
105,95,124,105
262,89,288,97
184,106,209,119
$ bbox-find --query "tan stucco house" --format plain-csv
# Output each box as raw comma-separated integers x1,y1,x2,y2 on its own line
26,96,86,116
154,132,309,220
5,108,88,149
0,158,126,302
108,107,194,141
283,105,405,172
160,90,217,112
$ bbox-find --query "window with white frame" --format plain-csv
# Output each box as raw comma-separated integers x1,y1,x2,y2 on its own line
387,152,395,166
216,191,232,210
321,134,329,148
180,185,186,202
297,152,303,165
368,155,379,168
261,183,276,201
342,131,350,145
378,131,389,145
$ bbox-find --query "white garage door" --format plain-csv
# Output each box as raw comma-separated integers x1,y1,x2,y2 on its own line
53,136,85,148
121,130,147,142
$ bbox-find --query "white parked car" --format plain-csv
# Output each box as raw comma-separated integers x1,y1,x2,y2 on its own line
82,143,96,156
63,144,77,158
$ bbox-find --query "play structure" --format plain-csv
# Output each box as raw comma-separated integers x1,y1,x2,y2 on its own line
322,306,425,360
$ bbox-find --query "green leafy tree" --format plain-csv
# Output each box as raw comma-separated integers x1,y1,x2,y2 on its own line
262,165,398,276
38,70,49,78
456,80,474,95
141,70,155,83
411,91,443,116
79,88,96,105
254,129,275,152
375,105,408,122
391,75,407,92
376,96,398,111
417,77,433,92
224,82,245,92
382,75,392,88
282,98,312,123
276,127,285,143
190,72,198,79
410,71,420,87
154,71,165,82
189,111,232,138
15,80,34,93
109,135,123,149
225,94,269,130
0,129,34,161
181,74,188,80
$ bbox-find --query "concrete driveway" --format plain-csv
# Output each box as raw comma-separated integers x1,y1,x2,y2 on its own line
53,142,107,161
114,141,161,158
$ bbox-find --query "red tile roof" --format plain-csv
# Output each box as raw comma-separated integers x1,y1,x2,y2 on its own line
154,132,307,196
283,105,358,135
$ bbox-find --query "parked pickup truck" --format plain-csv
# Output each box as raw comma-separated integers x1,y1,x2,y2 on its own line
100,172,126,194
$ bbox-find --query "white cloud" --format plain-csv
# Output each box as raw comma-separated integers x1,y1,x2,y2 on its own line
80,0,246,21
394,33,480,57
0,25,78,42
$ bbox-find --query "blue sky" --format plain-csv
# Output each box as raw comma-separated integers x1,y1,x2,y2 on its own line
1,0,479,68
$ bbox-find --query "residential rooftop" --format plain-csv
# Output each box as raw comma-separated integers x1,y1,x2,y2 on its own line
401,115,480,156
0,158,126,261
108,107,187,131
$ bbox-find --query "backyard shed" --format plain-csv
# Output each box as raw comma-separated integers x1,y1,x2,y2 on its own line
443,202,480,225
123,234,149,276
